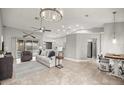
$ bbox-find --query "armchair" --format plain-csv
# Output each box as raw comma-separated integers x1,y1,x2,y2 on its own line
21,51,32,62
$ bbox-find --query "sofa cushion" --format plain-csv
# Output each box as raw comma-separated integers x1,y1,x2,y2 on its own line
40,56,49,62
48,51,55,58
40,50,46,56
39,49,42,55
36,55,55,67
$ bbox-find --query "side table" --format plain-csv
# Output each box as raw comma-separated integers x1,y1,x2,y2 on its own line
55,56,64,69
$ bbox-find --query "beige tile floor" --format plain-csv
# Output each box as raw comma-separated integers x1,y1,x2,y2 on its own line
1,59,124,85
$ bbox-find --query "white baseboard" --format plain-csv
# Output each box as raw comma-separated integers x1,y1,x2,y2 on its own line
64,57,91,62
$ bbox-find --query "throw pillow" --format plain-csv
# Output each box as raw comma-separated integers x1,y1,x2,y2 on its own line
48,51,55,58
41,50,46,56
39,49,42,55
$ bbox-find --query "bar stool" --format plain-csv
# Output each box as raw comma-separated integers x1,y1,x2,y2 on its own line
98,57,110,72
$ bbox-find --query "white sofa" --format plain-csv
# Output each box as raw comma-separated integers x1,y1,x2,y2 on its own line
36,55,56,68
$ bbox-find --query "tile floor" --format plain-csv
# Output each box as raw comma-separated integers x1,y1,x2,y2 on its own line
1,59,124,85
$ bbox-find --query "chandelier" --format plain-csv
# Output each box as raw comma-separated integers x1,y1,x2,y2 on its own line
40,8,63,22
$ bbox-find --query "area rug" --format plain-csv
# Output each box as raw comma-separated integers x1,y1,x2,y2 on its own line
13,61,48,79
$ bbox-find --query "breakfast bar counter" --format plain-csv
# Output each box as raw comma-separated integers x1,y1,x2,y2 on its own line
104,53,124,79
105,53,124,60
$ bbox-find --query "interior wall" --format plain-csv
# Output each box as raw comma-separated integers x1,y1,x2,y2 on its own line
102,22,124,54
64,28,104,60
54,37,66,48
3,26,66,58
0,9,3,50
64,34,77,59
3,27,43,58
40,33,66,50
76,34,101,59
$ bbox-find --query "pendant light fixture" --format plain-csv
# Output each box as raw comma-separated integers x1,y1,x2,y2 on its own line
112,11,117,44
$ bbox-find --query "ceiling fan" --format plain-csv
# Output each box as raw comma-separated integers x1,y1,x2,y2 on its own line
23,32,36,38
31,26,51,33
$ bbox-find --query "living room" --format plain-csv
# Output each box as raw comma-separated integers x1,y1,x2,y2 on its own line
0,8,124,85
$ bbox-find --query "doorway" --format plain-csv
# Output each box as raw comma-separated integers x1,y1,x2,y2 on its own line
87,38,97,58
16,39,39,59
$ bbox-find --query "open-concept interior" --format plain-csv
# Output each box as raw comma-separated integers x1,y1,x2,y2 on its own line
0,8,124,85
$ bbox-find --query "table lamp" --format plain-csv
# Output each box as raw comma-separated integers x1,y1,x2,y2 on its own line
57,47,63,56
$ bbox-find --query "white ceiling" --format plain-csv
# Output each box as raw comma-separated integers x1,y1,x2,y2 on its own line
1,8,124,38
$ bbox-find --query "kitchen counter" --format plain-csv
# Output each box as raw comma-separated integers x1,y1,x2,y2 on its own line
105,53,124,60
104,53,124,79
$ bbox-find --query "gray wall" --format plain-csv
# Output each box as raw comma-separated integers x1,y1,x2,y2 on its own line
76,34,101,59
3,27,43,58
64,33,102,59
0,9,3,50
3,26,66,58
64,34,77,59
43,35,66,49
102,22,124,54
64,28,104,60
54,37,66,48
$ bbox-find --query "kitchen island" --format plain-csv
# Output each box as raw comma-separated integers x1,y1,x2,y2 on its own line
105,53,124,79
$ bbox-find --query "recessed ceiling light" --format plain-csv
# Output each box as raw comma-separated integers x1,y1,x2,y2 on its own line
63,29,66,32
57,29,60,31
76,30,89,34
62,25,65,28
68,26,71,29
73,29,76,31
52,15,56,20
40,30,43,32
67,32,69,34
76,24,79,27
